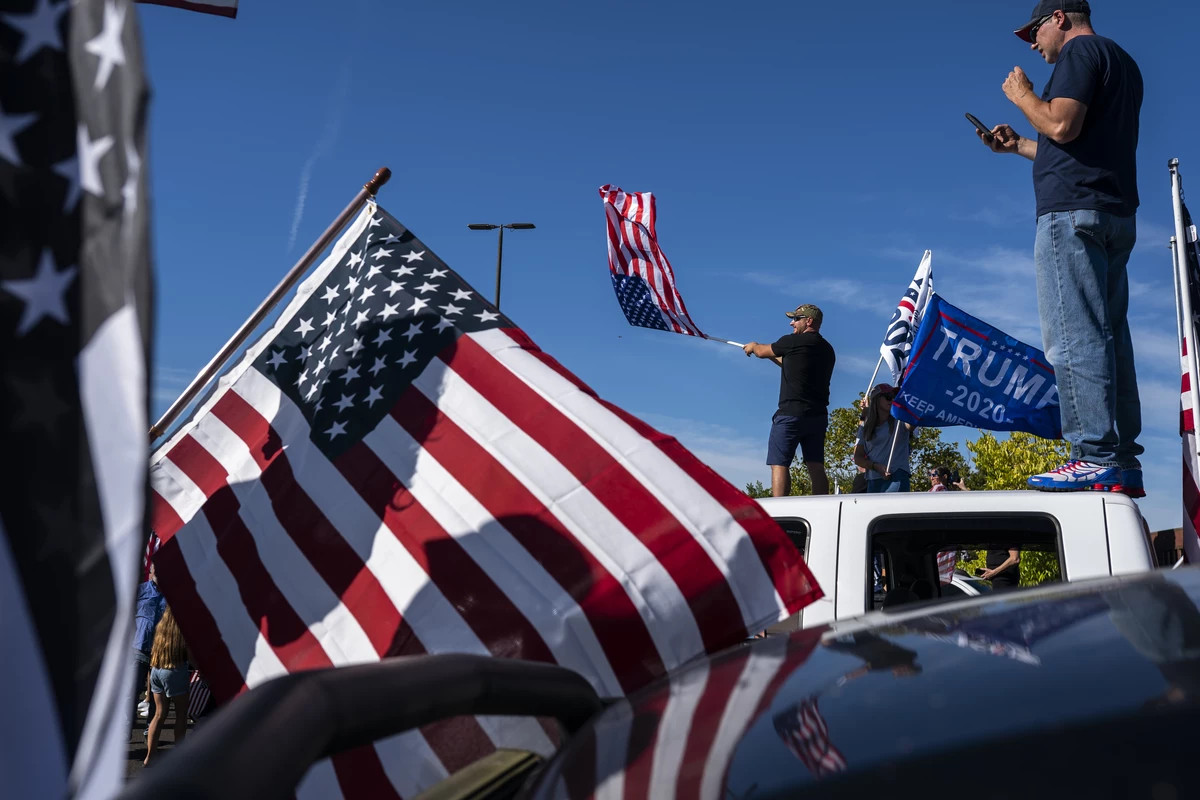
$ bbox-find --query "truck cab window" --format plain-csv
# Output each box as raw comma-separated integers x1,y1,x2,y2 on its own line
868,514,1063,611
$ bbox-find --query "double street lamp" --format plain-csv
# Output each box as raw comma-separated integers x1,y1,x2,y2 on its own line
467,222,536,311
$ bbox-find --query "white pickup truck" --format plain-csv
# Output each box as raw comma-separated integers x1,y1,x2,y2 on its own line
759,490,1157,630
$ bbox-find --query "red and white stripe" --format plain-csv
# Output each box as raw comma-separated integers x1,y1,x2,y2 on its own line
150,206,820,798
936,550,956,585
778,696,849,779
600,185,704,337
142,531,160,582
135,0,238,17
1179,208,1200,566
1182,320,1200,567
537,630,825,800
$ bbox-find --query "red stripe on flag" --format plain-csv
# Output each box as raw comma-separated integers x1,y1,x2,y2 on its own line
165,438,402,796
444,334,748,654
497,328,821,617
673,650,754,799
334,440,558,666
1184,457,1200,541
211,392,404,656
210,393,497,773
620,689,671,800
390,386,666,693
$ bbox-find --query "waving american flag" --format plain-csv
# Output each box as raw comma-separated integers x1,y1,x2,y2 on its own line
150,204,821,798
601,185,706,337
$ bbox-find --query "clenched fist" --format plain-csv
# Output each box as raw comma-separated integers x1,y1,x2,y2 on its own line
1003,66,1035,104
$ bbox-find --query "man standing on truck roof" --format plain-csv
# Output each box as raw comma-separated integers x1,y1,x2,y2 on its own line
977,0,1145,497
744,304,836,497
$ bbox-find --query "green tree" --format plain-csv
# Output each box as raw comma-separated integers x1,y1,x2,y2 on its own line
744,396,972,496
963,431,1071,586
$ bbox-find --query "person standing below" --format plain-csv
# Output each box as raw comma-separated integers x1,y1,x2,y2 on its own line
132,561,165,721
743,304,836,496
144,606,191,767
854,383,914,492
978,0,1144,496
982,547,1022,591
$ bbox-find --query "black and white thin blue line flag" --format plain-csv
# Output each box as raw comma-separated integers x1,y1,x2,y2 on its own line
0,0,152,796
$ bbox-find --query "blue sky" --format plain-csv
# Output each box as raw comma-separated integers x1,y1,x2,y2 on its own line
140,0,1200,532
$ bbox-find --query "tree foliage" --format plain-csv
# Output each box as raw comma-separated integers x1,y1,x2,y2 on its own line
961,431,1070,585
964,431,1070,490
745,395,973,496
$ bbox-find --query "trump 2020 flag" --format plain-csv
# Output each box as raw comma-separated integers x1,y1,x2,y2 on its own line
1,0,152,796
149,203,822,798
879,250,934,384
601,184,706,337
893,294,1061,438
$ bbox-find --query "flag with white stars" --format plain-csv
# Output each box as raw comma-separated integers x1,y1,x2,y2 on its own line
601,184,707,337
149,203,822,799
1,0,151,797
134,0,237,18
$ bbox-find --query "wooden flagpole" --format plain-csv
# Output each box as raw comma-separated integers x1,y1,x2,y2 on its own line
149,167,392,441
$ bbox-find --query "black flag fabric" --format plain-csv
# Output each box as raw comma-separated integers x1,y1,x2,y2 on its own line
0,0,152,796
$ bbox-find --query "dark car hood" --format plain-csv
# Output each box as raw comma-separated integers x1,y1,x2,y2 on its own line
526,569,1200,799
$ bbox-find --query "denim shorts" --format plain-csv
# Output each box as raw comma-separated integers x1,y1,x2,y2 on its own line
149,666,190,698
767,413,827,466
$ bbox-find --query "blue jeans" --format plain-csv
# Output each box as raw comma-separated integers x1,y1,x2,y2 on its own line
1034,210,1142,468
867,470,910,493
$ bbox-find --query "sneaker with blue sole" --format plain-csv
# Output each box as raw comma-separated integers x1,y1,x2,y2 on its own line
1027,460,1120,491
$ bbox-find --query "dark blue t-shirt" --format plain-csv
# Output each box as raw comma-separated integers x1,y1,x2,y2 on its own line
1033,35,1142,218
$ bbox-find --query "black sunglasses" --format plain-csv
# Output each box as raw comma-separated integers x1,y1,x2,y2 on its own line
1029,12,1055,41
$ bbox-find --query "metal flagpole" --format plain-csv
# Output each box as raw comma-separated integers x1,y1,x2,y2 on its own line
1170,159,1200,460
706,335,745,348
149,167,393,441
864,355,885,401
885,419,901,475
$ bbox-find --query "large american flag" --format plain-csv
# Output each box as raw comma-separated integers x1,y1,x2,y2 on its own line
135,0,237,17
1176,194,1200,564
601,184,706,337
149,204,822,798
1,0,151,796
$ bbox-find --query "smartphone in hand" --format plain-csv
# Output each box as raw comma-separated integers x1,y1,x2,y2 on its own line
965,112,994,140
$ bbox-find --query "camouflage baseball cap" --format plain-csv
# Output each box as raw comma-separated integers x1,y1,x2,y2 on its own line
785,304,823,325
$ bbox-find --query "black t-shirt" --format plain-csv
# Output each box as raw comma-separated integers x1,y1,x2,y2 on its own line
987,548,1020,588
1033,35,1142,218
771,331,835,418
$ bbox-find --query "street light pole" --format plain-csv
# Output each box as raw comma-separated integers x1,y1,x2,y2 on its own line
468,222,535,311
